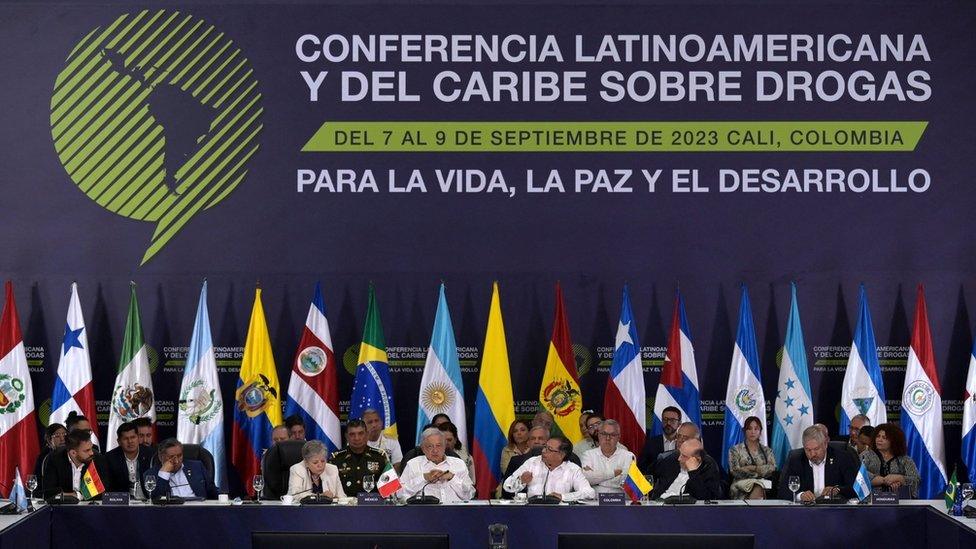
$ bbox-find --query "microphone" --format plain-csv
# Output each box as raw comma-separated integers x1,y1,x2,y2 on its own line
406,467,441,505
528,466,559,505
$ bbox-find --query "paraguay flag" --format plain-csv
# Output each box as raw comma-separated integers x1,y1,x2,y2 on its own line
472,282,515,498
349,284,397,437
963,340,976,482
771,283,814,467
0,282,40,498
652,290,701,437
722,285,767,471
416,284,466,446
900,284,947,498
49,282,100,449
840,284,887,434
285,282,342,453
604,285,646,454
231,288,282,497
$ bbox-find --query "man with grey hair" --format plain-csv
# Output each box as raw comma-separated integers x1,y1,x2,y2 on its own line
581,419,636,493
362,408,403,469
146,438,218,499
399,427,474,502
848,414,871,450
777,425,858,502
648,422,721,500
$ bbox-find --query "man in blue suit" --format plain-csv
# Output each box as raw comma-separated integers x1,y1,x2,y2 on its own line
147,438,218,499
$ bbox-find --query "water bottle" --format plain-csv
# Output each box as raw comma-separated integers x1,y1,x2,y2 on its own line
952,488,963,517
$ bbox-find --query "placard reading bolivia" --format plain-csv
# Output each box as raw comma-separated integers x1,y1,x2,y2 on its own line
1,2,974,475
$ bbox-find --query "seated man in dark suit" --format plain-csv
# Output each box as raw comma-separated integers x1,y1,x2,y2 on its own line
41,429,113,500
500,426,581,498
650,422,722,500
105,422,154,499
146,438,218,499
638,406,682,474
777,425,858,502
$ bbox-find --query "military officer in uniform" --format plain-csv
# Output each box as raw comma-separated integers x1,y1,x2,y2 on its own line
330,419,389,495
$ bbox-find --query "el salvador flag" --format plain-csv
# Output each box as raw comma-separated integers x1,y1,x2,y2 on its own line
963,340,976,482
771,283,814,467
900,285,947,498
722,285,767,471
416,284,467,446
840,285,887,434
652,290,701,436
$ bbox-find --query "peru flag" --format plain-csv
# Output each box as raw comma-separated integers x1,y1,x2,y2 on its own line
0,282,40,497
604,285,646,453
285,282,341,452
900,284,947,498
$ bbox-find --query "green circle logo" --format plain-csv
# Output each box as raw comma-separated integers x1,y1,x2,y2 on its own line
51,10,263,264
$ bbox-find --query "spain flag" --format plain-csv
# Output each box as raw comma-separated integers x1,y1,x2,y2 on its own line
538,283,583,443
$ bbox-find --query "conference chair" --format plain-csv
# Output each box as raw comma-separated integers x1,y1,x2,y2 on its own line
181,444,216,485
261,440,305,499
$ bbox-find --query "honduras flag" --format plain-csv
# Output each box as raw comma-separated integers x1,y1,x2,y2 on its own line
177,281,226,490
652,290,701,437
853,461,873,502
416,284,466,446
840,285,887,434
286,283,342,452
50,283,100,449
900,285,947,498
963,340,976,482
722,285,767,471
771,283,814,467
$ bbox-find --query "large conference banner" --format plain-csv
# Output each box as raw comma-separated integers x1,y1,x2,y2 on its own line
2,1,976,492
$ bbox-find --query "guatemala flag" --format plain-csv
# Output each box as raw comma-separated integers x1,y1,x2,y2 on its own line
416,284,467,446
49,283,100,449
771,283,814,467
603,284,646,454
285,283,342,453
177,281,226,491
722,285,767,471
853,461,873,502
900,285,947,498
840,284,887,434
963,340,976,482
652,290,701,437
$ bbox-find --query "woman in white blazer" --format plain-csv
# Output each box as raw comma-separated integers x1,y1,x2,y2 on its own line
288,440,346,498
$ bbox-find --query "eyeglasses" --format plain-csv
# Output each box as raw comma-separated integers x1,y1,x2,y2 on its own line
542,446,561,454
598,432,620,438
662,418,681,424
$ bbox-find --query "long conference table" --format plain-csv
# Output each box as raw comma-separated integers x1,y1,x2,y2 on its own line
1,499,975,549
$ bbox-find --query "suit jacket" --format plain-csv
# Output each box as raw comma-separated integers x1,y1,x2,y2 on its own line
638,435,678,475
500,446,582,498
777,446,858,501
105,445,153,496
147,460,218,499
40,448,114,498
649,451,723,500
287,462,347,498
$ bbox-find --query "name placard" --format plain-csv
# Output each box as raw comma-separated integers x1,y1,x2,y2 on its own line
598,492,627,506
872,491,899,505
357,492,384,506
102,492,130,506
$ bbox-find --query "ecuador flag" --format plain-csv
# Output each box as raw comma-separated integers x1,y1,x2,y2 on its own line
538,283,583,443
349,284,397,437
231,288,282,497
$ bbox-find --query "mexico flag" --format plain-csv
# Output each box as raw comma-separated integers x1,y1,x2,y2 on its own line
377,461,402,497
106,283,155,451
0,281,40,497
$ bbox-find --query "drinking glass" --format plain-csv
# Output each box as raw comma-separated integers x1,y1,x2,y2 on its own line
252,475,265,501
26,475,37,501
144,474,157,503
362,474,375,493
788,476,800,503
961,483,974,503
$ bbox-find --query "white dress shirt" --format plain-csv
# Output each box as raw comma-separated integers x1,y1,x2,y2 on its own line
810,459,826,496
368,435,403,465
663,437,677,452
125,454,145,499
400,455,475,502
288,462,347,498
157,467,195,498
581,446,636,493
661,469,690,498
503,456,596,502
70,459,84,495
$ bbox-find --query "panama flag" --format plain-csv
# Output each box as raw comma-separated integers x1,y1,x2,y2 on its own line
106,283,155,452
771,283,814,467
0,282,40,497
604,284,646,453
722,285,767,471
349,284,397,436
652,290,701,438
177,281,226,490
285,282,341,453
900,284,947,498
416,284,467,446
963,339,976,482
840,284,887,434
472,282,515,498
538,283,583,443
49,282,100,449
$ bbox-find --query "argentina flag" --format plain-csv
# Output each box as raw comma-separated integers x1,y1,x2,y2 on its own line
416,284,467,446
722,285,767,471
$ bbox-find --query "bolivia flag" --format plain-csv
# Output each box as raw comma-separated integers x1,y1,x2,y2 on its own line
80,462,105,500
538,283,583,443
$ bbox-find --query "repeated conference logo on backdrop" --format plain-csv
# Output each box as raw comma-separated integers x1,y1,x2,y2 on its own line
50,9,263,265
